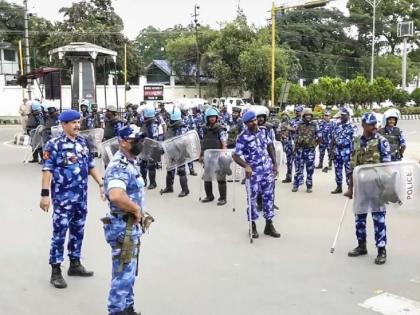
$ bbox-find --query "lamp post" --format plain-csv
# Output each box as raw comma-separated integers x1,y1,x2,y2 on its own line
364,0,383,83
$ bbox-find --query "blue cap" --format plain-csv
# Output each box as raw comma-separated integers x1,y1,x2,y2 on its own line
295,105,304,113
59,110,81,123
118,124,145,140
362,112,377,125
340,108,350,116
243,110,257,123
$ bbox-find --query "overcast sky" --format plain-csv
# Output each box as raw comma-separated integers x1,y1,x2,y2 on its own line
11,0,348,39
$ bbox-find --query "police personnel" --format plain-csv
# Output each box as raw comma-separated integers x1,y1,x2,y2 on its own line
316,111,335,170
39,110,104,289
378,109,406,161
200,107,228,205
104,105,124,141
345,113,391,265
233,111,280,239
140,104,159,189
103,124,146,315
292,108,320,193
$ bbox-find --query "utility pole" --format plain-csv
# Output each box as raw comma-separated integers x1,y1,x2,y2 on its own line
271,2,276,107
364,0,383,83
402,37,408,90
23,0,32,99
192,4,201,98
398,21,414,91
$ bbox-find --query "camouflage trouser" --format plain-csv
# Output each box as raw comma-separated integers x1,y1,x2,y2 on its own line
49,202,87,265
140,159,157,186
103,215,142,315
293,147,315,188
282,141,294,180
318,143,330,166
333,149,351,186
355,211,387,248
246,173,275,221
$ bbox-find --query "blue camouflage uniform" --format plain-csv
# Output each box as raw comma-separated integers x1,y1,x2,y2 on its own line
332,120,357,187
352,133,391,249
317,119,335,166
282,116,300,180
183,113,197,174
293,120,321,189
166,121,190,184
103,150,144,315
235,127,275,221
220,111,233,126
42,134,95,265
193,112,204,138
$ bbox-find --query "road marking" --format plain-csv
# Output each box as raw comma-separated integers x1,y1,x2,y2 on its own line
359,292,420,314
407,131,418,135
2,140,29,149
411,278,420,284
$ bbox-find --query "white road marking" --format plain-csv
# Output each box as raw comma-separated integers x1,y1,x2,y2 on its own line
359,292,420,315
411,278,420,284
407,131,418,135
2,140,29,149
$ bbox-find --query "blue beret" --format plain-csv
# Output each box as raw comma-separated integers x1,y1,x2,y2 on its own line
118,124,145,140
295,105,304,113
59,110,81,122
242,110,257,123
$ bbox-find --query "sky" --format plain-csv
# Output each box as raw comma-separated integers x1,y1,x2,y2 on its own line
11,0,349,39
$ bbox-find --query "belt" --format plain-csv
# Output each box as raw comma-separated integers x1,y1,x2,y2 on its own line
111,212,130,222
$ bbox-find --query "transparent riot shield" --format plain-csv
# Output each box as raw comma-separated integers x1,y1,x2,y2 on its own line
51,125,63,138
30,125,45,149
203,149,233,181
162,130,201,171
80,128,104,154
139,138,163,163
353,161,420,214
101,137,119,168
274,141,283,166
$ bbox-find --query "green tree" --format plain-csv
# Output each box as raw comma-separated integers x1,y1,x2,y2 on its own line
371,77,394,103
347,75,371,108
391,88,410,107
411,88,420,106
318,76,350,105
288,84,309,105
307,83,326,106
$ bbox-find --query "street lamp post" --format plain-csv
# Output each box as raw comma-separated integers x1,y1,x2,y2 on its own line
364,0,383,83
23,0,32,99
192,4,201,98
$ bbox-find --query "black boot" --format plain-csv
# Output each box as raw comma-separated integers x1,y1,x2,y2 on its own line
264,220,281,238
161,174,174,194
50,264,67,289
29,152,39,163
374,247,387,265
315,163,322,169
282,178,292,183
331,185,342,194
125,304,141,315
217,181,227,206
201,181,214,202
178,175,189,197
67,260,94,277
348,240,368,257
251,221,259,239
148,166,156,189
189,170,198,176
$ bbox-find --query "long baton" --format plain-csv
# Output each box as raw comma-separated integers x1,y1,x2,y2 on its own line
330,198,350,254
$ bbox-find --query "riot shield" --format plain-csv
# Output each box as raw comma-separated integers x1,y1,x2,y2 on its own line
101,137,119,168
162,130,201,171
203,149,233,181
30,125,45,149
274,141,283,166
51,125,63,138
139,138,163,163
353,161,420,214
80,128,104,153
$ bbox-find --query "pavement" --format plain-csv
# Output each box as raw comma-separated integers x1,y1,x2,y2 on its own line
0,120,419,315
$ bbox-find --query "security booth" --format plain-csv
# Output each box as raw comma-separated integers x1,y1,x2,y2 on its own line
48,42,117,111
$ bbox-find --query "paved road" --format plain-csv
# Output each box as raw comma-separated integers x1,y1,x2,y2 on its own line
0,121,419,315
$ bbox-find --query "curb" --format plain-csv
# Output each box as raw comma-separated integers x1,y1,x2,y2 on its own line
351,115,420,123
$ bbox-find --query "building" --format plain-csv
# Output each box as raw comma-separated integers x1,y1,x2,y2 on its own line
0,41,19,85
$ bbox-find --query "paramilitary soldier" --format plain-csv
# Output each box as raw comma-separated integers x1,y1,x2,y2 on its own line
316,111,335,170
140,104,159,190
344,113,391,265
200,107,228,206
161,107,190,197
292,108,320,193
378,109,406,162
233,111,280,239
103,124,147,315
40,110,104,289
104,105,124,141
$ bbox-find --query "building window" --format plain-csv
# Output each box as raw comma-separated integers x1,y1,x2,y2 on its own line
3,49,16,62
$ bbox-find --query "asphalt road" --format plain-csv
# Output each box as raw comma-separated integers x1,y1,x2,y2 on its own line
0,120,419,315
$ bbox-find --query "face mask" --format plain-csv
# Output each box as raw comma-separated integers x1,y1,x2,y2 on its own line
129,140,143,156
